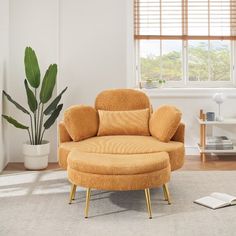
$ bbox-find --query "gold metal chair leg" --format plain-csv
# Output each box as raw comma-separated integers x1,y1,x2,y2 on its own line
69,184,76,204
163,184,171,205
72,185,77,200
85,188,91,218
163,185,168,200
144,189,152,219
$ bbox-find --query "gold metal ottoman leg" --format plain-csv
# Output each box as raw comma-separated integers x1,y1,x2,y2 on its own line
145,189,152,219
85,188,91,218
69,184,77,204
163,184,171,205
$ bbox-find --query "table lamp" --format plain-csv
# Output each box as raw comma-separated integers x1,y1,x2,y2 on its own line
213,93,226,121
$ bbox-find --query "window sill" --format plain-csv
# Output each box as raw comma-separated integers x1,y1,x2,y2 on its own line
140,88,236,98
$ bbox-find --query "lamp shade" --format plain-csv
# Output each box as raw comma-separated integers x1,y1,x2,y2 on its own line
213,93,226,104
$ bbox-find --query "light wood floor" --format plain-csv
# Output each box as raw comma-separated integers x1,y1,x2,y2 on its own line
181,155,236,170
3,155,236,172
3,163,60,172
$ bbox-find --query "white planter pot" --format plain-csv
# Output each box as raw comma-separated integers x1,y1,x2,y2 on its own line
23,141,50,170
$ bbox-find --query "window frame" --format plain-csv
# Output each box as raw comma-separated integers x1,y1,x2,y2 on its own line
135,39,235,88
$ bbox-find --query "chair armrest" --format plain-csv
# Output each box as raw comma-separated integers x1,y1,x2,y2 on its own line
58,121,72,144
171,123,185,143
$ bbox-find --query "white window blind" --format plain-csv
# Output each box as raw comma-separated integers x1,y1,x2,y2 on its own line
134,0,236,40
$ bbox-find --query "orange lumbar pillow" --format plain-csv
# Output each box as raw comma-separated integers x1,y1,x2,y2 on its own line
64,105,99,141
97,108,150,136
149,105,182,142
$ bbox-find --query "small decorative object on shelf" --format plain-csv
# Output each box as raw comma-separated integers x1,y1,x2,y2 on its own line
197,109,236,163
213,93,226,121
206,112,215,121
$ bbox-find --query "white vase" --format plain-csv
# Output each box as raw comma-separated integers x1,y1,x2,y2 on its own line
23,141,50,170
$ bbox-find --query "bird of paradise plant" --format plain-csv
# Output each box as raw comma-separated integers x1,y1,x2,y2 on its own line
2,47,67,145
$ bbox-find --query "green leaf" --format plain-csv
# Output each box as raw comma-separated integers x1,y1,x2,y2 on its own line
24,80,38,112
44,104,63,129
3,91,30,115
24,47,41,88
40,64,57,104
44,87,67,115
2,115,29,129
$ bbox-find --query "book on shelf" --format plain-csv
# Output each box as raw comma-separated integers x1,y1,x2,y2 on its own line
205,147,234,150
194,192,236,209
205,136,234,150
206,136,232,143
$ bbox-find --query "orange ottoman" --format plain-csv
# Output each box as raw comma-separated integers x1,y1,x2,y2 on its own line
67,150,171,219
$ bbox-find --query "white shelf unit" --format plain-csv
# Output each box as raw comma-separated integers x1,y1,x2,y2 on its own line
196,116,236,162
197,144,236,154
196,118,236,125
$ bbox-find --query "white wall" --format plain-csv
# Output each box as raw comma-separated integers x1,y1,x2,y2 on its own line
59,0,127,107
0,0,9,171
3,0,236,164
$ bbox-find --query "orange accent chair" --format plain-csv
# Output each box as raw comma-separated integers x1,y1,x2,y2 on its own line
58,89,185,218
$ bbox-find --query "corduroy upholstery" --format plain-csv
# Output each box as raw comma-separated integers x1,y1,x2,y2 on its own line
64,105,98,142
95,89,151,111
149,105,182,142
59,88,185,208
97,109,150,136
172,123,185,143
58,121,72,144
68,151,169,175
59,121,185,145
58,89,185,175
59,135,184,171
68,150,170,190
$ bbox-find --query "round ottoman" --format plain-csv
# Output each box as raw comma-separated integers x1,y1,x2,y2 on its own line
67,150,171,219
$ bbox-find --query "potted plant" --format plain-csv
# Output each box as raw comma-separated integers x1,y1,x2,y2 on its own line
145,78,155,89
158,79,166,88
2,47,67,170
144,78,166,89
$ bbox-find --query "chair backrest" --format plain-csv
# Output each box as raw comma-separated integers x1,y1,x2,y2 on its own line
95,89,150,111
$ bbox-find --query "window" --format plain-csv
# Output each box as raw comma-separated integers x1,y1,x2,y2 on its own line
134,0,236,87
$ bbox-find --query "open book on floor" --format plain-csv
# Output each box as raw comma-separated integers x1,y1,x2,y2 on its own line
194,192,236,209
